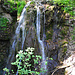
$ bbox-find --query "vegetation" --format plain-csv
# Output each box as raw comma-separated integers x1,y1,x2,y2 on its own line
30,1,35,4
0,17,9,30
53,0,75,18
2,0,75,17
3,47,48,75
2,0,26,16
17,1,26,16
1,0,75,75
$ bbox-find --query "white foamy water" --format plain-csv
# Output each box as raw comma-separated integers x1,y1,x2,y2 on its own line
36,5,47,72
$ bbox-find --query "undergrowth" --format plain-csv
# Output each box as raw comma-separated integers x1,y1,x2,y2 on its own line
3,47,48,75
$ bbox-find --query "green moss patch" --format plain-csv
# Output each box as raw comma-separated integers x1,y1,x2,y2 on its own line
0,17,9,31
30,1,35,4
4,1,17,13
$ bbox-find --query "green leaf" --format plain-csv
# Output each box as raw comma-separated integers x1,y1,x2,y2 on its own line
36,61,38,64
36,72,40,74
50,58,53,60
32,55,35,57
28,52,33,55
3,68,9,72
25,58,30,61
45,61,47,65
11,62,17,65
25,63,28,65
41,68,43,70
27,64,31,67
31,71,35,73
18,65,22,69
23,52,27,55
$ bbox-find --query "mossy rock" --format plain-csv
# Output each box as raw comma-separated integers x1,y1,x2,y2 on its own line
0,17,12,40
0,17,9,30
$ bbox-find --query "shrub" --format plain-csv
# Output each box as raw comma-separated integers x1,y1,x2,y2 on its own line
3,47,48,75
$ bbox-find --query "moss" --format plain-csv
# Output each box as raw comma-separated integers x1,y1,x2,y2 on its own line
60,26,69,36
0,17,9,31
64,48,67,52
5,31,8,33
30,1,35,4
26,6,30,12
3,1,17,13
60,30,67,35
46,10,50,14
73,42,75,44
17,1,26,16
46,28,53,40
47,0,54,5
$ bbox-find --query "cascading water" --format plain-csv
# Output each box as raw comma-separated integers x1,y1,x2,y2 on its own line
1,0,69,75
16,1,31,49
16,1,31,75
36,4,47,73
3,1,31,75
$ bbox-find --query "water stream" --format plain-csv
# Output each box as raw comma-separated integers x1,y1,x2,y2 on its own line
16,1,31,49
3,1,47,75
36,4,47,73
1,1,68,75
16,1,31,75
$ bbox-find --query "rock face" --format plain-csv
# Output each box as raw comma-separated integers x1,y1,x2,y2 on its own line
0,3,17,74
0,1,75,75
63,19,75,75
23,2,75,75
21,2,69,75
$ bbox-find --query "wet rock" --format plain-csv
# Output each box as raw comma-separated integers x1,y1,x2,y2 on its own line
63,18,75,75
2,13,13,24
0,5,3,14
63,54,75,75
0,3,17,75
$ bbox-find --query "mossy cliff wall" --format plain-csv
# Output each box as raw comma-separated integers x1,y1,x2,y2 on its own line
0,1,75,75
0,2,17,74
22,2,71,75
23,2,75,75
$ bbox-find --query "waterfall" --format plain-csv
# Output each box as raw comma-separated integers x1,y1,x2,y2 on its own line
36,5,47,73
3,1,31,75
16,1,31,75
16,1,31,49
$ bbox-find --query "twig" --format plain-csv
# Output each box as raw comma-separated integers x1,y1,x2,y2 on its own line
51,64,71,75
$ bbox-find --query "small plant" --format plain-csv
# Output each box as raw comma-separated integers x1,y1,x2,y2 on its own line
3,47,48,75
3,68,10,75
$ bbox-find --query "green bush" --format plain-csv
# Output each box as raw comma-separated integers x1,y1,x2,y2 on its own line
3,47,48,75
